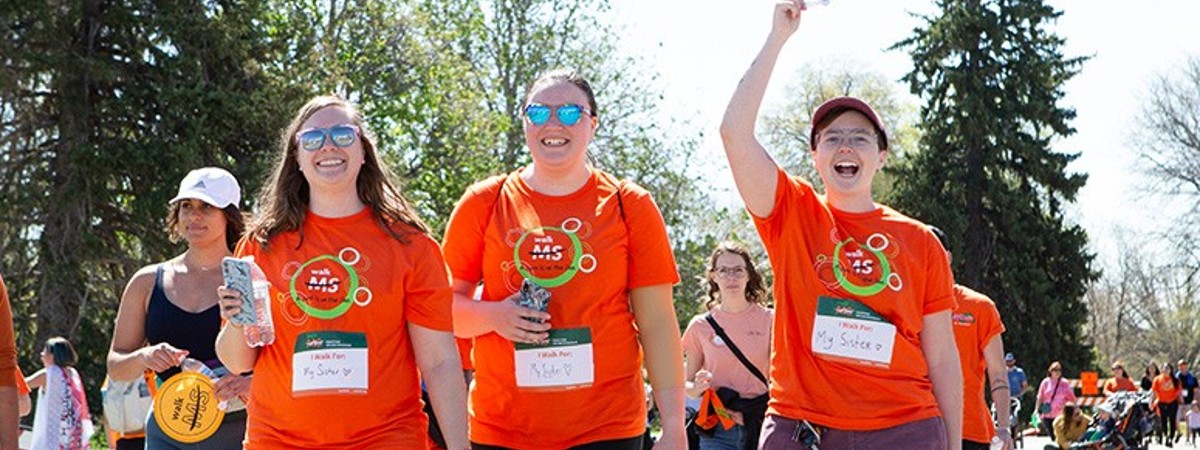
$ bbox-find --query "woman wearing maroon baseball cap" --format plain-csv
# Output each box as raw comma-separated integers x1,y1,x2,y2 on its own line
719,2,962,449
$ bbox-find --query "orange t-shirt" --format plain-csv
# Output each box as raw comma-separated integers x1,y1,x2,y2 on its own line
442,169,679,448
952,285,1005,443
0,274,16,387
1153,374,1182,404
1103,377,1137,396
238,208,452,450
752,169,957,431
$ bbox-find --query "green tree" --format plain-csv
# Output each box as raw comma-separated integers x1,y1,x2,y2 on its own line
0,0,288,414
891,0,1097,373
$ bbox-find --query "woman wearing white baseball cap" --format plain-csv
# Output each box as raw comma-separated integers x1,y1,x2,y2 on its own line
106,167,251,450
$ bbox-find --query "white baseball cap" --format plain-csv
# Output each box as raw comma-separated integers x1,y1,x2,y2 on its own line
170,167,241,208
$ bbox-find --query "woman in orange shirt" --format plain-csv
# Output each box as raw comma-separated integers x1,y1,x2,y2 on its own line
215,96,467,450
1152,361,1183,446
719,2,962,449
442,69,686,449
1103,361,1137,396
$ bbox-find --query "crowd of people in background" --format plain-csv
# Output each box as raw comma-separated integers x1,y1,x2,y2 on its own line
0,2,1198,450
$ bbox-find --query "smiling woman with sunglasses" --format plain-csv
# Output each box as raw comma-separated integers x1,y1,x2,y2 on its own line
214,95,467,450
441,69,687,449
681,242,773,450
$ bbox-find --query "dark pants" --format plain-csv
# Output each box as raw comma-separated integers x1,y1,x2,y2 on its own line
115,437,146,450
472,435,644,450
760,415,947,450
1159,401,1180,442
963,440,990,450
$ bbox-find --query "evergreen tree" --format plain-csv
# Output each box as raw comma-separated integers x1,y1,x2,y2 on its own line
891,0,1097,373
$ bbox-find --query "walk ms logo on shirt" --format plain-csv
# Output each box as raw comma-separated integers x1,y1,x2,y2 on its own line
813,231,904,297
952,312,976,326
280,247,374,324
507,217,597,290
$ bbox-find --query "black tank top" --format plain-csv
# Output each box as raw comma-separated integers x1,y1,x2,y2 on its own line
144,264,221,381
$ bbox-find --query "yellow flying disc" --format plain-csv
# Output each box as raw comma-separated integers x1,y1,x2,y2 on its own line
153,371,225,443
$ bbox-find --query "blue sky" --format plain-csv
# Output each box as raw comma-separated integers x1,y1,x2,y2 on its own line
608,0,1200,266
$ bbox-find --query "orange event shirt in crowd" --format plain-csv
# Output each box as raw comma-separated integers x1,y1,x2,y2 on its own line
1153,374,1182,404
237,208,453,450
952,285,1006,443
442,169,679,449
1103,377,1137,396
0,274,16,388
752,169,957,431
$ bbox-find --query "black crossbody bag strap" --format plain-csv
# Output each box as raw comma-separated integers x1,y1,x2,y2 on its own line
705,313,768,387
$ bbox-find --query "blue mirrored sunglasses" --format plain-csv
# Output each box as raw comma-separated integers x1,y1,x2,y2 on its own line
296,124,359,152
524,103,591,126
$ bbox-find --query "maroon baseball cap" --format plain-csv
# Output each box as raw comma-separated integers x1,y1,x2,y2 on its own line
809,96,889,151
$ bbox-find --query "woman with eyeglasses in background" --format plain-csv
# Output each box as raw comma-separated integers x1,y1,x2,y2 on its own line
215,95,467,450
682,242,773,450
719,2,963,449
441,69,686,449
1103,361,1137,397
1036,361,1076,440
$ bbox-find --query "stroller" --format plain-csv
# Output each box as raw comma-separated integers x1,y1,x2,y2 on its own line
992,396,1024,448
1068,391,1155,450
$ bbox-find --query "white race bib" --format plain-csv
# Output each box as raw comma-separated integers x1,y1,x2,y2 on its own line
514,328,594,391
811,296,896,368
292,331,368,397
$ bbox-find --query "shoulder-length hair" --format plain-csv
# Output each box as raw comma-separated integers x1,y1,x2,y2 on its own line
45,336,78,367
247,95,429,248
702,241,768,310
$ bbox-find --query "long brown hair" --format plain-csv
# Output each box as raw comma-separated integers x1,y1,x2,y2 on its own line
703,241,768,310
248,95,429,248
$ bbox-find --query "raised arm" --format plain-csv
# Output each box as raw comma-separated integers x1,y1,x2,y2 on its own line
719,0,805,217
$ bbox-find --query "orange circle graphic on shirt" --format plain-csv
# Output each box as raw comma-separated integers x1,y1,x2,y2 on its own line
153,372,225,443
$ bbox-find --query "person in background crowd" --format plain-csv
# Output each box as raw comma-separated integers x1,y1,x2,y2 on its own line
442,68,686,449
1006,353,1029,398
1141,361,1160,392
719,2,963,448
1152,361,1182,447
1047,403,1090,450
931,227,1012,450
1176,360,1198,410
107,167,250,450
1036,361,1075,440
215,95,467,449
26,337,92,450
1103,361,1137,397
682,242,773,450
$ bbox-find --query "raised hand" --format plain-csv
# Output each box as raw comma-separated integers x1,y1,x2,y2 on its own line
772,0,805,41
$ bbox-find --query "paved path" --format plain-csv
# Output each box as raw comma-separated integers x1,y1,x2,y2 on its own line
1017,434,1199,449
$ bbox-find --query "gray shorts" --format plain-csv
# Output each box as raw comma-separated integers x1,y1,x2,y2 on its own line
759,414,947,450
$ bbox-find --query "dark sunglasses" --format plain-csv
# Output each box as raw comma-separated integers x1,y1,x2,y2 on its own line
296,124,359,152
524,103,591,126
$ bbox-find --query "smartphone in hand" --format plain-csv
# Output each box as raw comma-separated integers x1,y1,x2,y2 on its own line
221,257,257,325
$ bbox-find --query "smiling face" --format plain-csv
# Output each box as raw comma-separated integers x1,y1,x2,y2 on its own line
523,81,597,174
295,106,364,195
811,111,887,208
